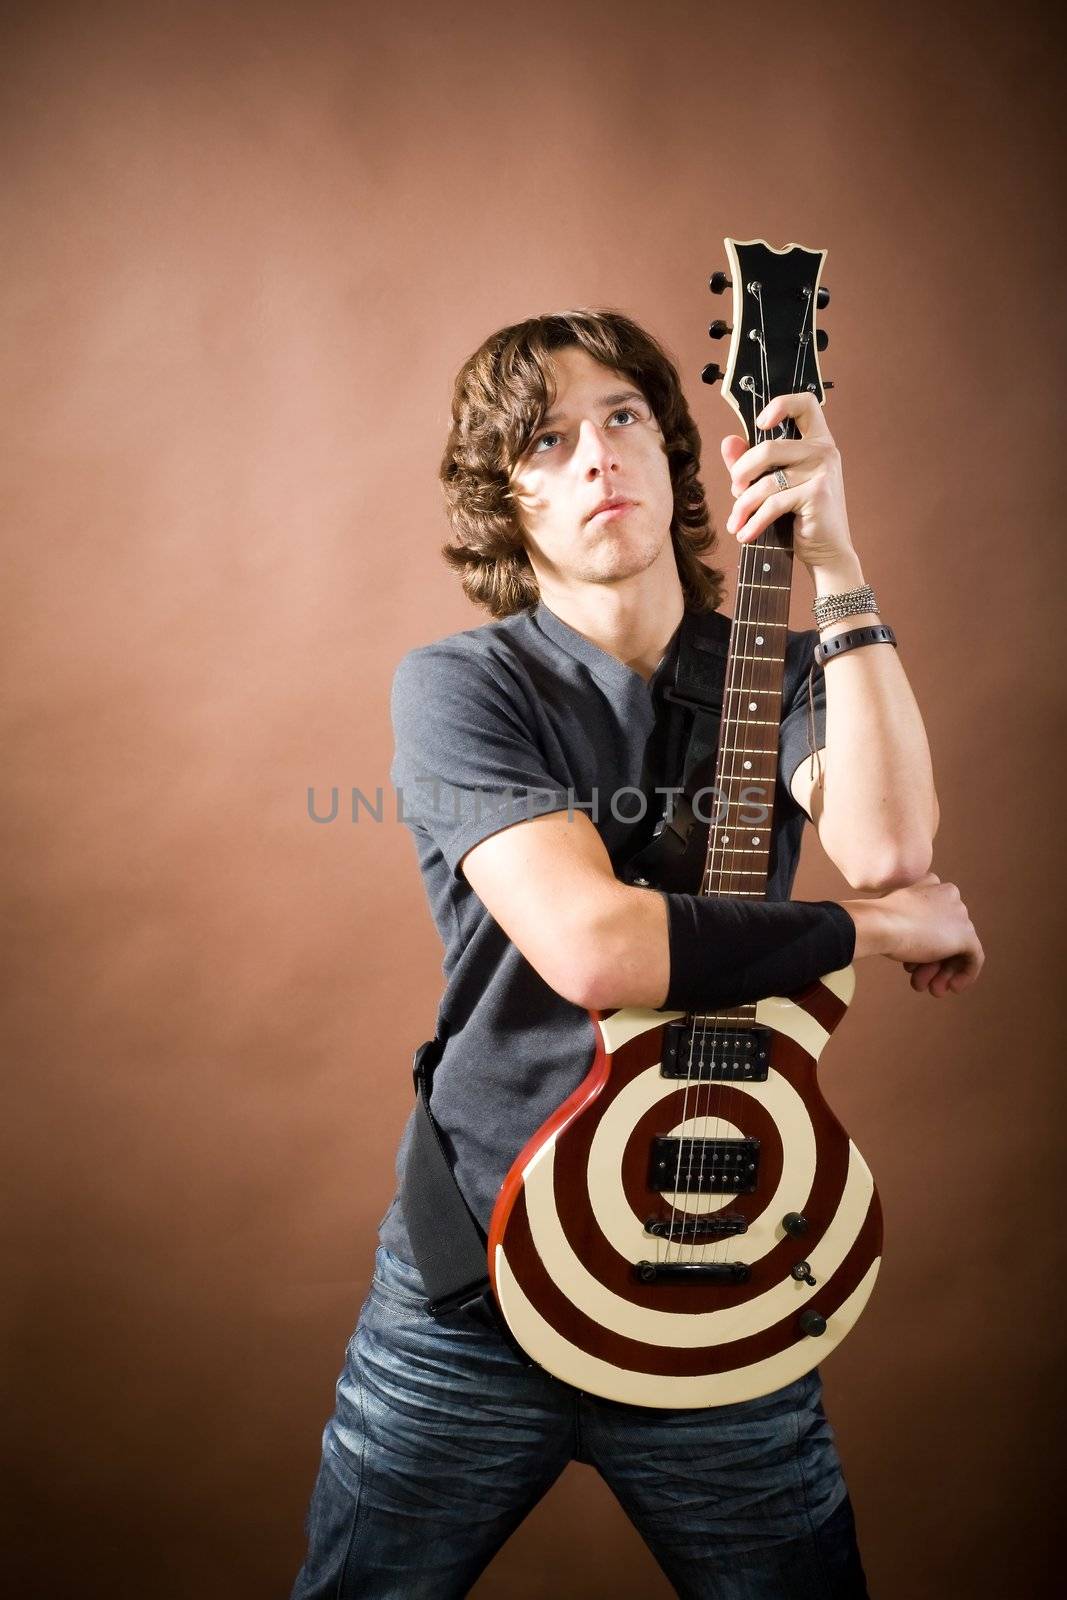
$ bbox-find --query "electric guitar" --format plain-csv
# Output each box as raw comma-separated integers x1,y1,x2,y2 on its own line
487,238,883,1407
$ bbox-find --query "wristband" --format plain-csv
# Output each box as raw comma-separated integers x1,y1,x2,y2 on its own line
661,894,856,1013
813,624,897,670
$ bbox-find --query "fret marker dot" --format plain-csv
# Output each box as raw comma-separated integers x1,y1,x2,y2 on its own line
752,836,760,845
722,835,730,843
755,634,764,645
763,561,771,571
748,701,757,711
743,760,752,770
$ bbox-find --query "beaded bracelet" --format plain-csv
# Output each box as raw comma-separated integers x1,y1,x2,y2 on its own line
811,584,879,629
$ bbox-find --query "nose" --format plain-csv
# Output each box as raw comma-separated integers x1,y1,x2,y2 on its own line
576,417,620,477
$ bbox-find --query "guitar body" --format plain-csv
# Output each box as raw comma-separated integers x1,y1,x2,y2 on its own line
488,967,882,1407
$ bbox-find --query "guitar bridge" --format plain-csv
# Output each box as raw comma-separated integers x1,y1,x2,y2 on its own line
636,1260,752,1285
644,1213,748,1241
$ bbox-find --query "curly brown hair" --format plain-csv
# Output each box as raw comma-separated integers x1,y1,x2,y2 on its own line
439,308,725,619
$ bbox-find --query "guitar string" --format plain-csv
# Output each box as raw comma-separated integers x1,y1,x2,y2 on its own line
689,284,820,1263
692,286,774,1264
675,280,811,1264
696,290,812,1265
666,281,812,1262
669,308,768,1263
671,374,767,1263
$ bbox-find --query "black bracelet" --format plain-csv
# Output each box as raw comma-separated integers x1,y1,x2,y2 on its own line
813,624,897,670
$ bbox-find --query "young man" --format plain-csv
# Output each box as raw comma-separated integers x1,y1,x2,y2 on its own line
290,310,982,1600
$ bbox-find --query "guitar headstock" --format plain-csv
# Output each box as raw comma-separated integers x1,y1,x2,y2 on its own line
702,237,830,443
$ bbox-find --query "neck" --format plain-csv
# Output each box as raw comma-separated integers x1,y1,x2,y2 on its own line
533,553,686,683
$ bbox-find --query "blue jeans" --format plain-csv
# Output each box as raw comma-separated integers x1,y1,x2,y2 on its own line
289,1245,870,1599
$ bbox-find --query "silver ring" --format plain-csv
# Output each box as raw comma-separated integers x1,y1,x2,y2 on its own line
773,468,789,492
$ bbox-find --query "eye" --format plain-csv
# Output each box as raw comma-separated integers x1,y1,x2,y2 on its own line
607,406,640,425
531,430,562,453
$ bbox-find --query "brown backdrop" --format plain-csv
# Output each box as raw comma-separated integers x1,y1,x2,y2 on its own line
3,1,1062,1594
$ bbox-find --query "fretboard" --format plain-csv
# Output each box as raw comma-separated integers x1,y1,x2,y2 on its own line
702,519,794,900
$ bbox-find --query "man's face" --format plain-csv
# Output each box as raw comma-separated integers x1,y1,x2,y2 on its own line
507,345,676,592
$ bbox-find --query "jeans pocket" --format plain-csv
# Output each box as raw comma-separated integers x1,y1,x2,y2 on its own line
370,1244,432,1310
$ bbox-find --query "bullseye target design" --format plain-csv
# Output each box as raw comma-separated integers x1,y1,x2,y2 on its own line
489,970,883,1408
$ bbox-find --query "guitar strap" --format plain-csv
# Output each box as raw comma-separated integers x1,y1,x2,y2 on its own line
398,609,730,1328
400,1037,536,1360
617,606,730,891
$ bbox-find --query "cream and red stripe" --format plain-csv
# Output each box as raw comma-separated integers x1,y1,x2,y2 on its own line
488,968,882,1408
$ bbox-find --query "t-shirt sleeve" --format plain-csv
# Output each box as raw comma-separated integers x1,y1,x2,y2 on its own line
390,643,574,877
778,629,826,803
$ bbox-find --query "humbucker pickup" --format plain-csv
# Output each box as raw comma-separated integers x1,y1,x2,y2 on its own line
649,1137,760,1194
659,1020,771,1081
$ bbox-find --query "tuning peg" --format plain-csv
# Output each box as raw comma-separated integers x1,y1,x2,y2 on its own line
817,286,830,309
815,329,829,352
700,363,722,385
708,320,731,339
709,272,731,295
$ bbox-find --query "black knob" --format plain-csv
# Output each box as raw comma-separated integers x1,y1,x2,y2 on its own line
709,272,731,295
708,320,731,339
815,329,829,352
782,1212,809,1237
700,363,722,385
823,380,835,391
791,1261,817,1287
817,286,830,309
799,1309,827,1337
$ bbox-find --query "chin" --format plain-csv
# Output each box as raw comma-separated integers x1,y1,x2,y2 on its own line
595,530,669,580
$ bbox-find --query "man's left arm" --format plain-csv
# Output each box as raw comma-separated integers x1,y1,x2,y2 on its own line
722,393,939,893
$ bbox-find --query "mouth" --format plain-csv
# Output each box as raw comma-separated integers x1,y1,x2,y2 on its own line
586,498,635,523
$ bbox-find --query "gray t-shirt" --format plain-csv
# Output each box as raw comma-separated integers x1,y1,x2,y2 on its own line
377,597,826,1264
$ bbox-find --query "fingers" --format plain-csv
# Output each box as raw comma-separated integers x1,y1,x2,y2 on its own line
956,938,985,989
720,435,747,471
726,479,797,539
727,438,810,495
928,964,958,999
910,941,984,998
754,392,829,440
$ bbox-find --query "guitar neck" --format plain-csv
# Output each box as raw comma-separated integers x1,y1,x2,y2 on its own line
701,516,794,900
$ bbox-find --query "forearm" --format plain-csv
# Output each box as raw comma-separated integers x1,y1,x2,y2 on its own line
810,551,939,889
581,883,855,1012
579,881,670,1008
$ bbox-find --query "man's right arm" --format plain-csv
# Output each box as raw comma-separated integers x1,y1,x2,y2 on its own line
460,810,983,1009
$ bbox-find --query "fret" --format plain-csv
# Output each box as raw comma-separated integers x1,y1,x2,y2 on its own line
703,869,768,877
699,888,765,897
735,583,792,591
726,653,789,663
723,686,779,694
715,748,777,757
713,717,779,727
731,620,788,630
